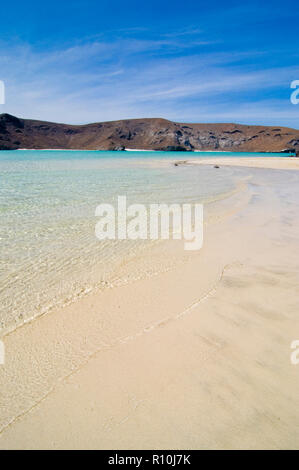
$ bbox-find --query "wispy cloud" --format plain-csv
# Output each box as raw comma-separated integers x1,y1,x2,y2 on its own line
0,33,298,127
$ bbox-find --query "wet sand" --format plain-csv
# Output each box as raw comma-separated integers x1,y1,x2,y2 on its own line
0,158,299,449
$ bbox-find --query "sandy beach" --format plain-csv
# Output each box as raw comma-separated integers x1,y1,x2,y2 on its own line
1,157,299,449
186,156,299,170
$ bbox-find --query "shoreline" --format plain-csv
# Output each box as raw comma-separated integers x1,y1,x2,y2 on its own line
176,156,299,170
5,148,297,155
1,157,299,449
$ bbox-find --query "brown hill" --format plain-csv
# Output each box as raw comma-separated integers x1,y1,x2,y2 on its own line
0,113,298,153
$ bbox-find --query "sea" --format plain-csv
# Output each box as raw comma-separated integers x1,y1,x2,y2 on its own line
0,150,287,334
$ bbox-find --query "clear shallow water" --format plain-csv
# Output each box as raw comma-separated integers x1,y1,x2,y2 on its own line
0,149,290,162
0,150,286,334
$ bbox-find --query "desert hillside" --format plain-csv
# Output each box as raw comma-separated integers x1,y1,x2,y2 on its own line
0,113,298,153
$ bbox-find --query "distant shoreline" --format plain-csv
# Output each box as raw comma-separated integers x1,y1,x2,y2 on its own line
8,148,297,156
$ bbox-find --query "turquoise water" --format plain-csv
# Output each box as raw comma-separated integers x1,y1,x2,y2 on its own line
0,149,291,162
0,150,286,334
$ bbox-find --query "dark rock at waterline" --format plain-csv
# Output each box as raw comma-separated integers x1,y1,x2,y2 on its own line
0,144,17,150
174,160,188,167
280,148,296,154
112,145,126,151
214,165,220,168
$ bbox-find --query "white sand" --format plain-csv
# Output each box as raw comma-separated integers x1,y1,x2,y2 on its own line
0,158,299,449
186,156,299,170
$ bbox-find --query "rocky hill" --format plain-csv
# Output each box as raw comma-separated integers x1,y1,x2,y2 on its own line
0,113,298,154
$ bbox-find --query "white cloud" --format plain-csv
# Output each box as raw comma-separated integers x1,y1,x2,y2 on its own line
0,38,298,127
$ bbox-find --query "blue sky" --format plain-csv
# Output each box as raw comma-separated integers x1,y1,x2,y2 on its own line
0,0,299,127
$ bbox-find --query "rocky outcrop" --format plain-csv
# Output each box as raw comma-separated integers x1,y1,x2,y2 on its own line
161,145,189,152
111,145,126,151
0,113,298,153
